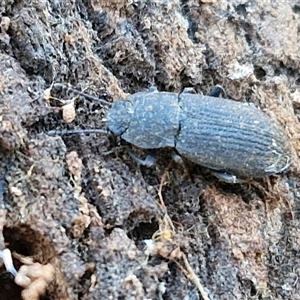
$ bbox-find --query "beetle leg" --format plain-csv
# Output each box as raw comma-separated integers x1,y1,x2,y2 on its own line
208,85,226,98
171,152,184,164
0,249,18,276
210,170,245,183
128,152,157,167
181,87,197,94
147,86,159,92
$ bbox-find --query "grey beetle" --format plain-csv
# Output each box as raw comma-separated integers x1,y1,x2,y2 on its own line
49,84,292,182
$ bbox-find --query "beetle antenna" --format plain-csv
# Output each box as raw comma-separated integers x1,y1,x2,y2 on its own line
53,83,112,106
46,129,109,136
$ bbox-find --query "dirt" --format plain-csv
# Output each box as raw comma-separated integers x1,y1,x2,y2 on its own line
0,0,300,299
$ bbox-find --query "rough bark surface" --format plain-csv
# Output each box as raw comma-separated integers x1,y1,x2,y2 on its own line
0,1,300,299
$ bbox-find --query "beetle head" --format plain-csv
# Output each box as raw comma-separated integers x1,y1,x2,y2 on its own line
106,100,134,135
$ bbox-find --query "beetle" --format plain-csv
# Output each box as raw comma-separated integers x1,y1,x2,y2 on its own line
48,84,292,182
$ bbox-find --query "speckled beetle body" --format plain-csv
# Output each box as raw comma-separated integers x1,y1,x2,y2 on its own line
107,89,291,179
